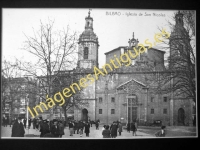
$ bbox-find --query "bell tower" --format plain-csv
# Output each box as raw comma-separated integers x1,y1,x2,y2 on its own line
77,10,99,69
169,11,190,70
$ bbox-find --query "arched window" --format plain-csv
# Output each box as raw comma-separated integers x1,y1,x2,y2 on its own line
84,47,88,59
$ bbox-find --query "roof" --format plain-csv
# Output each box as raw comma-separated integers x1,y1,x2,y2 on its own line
148,47,166,53
105,46,165,56
116,78,146,90
104,46,127,55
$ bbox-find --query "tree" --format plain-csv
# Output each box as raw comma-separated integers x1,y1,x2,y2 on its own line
157,10,196,102
2,59,28,118
52,70,89,123
17,19,79,120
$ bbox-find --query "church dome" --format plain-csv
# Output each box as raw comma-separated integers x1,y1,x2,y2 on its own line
78,10,99,44
79,28,98,43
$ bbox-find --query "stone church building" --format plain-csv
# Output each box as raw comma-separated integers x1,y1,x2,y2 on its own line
73,11,194,126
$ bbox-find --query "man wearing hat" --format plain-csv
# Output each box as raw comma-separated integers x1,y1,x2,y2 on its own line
11,117,25,137
110,121,118,138
40,119,50,137
155,125,166,137
51,120,60,137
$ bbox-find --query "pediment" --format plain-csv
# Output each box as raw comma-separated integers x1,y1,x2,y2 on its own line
116,78,147,93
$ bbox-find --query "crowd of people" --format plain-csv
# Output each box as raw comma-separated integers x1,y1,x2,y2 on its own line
2,116,17,127
101,121,133,138
9,116,101,138
5,116,165,138
68,119,100,137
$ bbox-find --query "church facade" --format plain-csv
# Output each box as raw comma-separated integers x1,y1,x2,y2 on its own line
73,11,194,126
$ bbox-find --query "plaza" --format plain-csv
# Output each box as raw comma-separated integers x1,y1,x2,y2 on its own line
1,124,196,139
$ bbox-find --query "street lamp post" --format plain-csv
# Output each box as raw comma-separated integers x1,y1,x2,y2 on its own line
26,94,29,134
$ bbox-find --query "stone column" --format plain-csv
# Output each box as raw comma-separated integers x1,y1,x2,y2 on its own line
189,98,194,126
169,73,174,126
169,99,174,126
144,88,148,122
117,91,120,121
138,103,141,123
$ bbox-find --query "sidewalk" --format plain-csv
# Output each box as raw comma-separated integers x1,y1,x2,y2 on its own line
1,125,153,139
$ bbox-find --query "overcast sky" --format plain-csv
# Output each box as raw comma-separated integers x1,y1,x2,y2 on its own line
2,8,176,71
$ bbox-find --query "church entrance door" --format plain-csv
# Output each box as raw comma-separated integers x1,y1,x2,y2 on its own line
127,95,138,123
178,108,185,126
82,108,88,122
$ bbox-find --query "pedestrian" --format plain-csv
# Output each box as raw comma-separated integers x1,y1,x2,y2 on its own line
8,116,12,127
3,116,6,127
155,126,166,137
79,121,84,137
40,119,50,137
69,120,74,136
88,119,91,126
51,120,60,137
33,118,36,129
102,125,111,138
50,120,54,131
39,118,43,131
73,120,77,134
11,117,25,137
95,120,99,130
4,116,8,127
126,121,131,133
131,122,137,136
102,125,106,132
84,122,90,137
110,122,118,138
77,120,81,134
90,120,93,127
11,117,15,126
23,118,27,128
118,122,123,136
36,118,39,130
28,118,31,129
58,120,65,138
116,120,120,127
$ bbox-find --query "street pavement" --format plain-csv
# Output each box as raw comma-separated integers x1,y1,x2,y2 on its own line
1,125,153,139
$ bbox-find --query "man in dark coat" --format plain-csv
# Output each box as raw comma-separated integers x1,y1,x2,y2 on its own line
102,125,111,138
40,119,50,137
84,122,90,137
58,121,65,138
77,121,81,134
9,117,12,127
155,126,166,137
95,120,100,130
32,118,36,129
126,122,131,132
4,117,8,127
79,121,84,137
51,120,60,137
23,118,27,128
110,122,118,138
69,120,74,136
88,119,92,127
11,117,25,137
131,122,137,136
118,122,123,136
28,118,31,129
3,116,6,127
73,120,78,134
